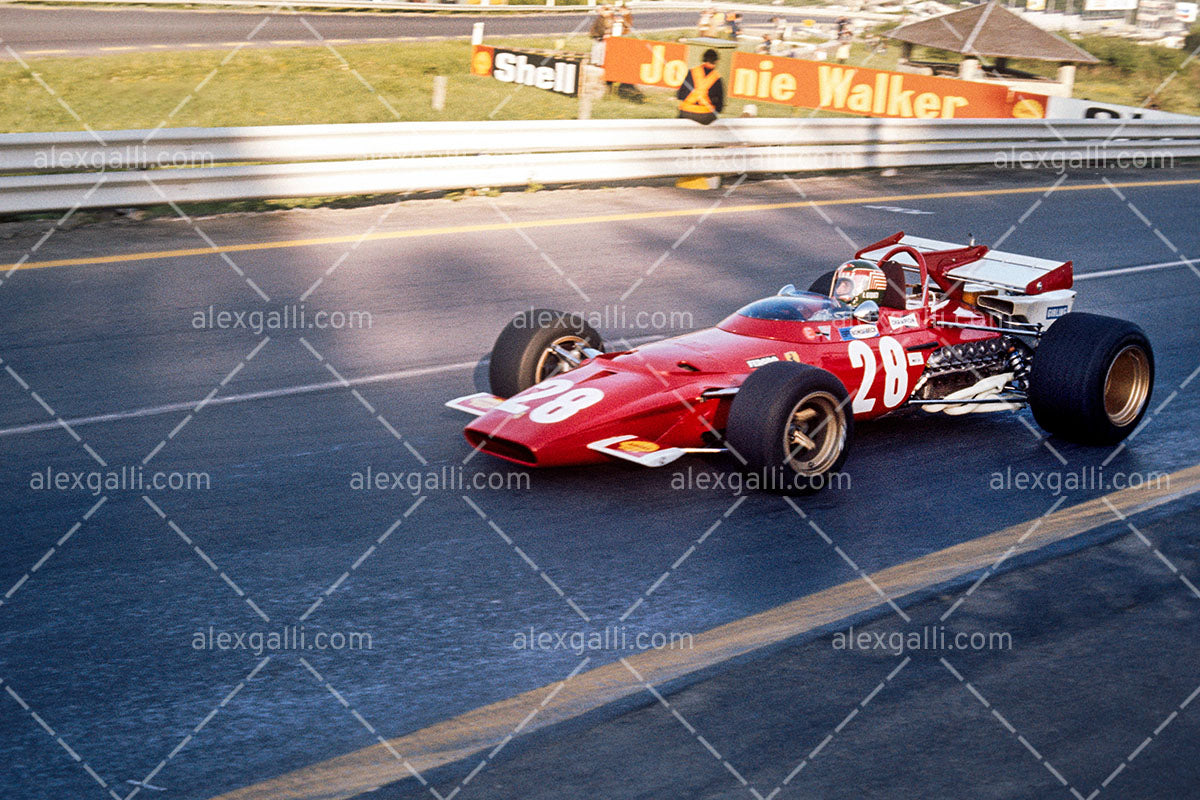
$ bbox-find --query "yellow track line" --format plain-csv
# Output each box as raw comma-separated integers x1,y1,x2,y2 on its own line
5,177,1200,274
210,463,1200,800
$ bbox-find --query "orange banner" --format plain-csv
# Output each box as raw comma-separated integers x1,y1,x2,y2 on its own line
600,37,1048,119
603,37,691,88
726,53,1046,119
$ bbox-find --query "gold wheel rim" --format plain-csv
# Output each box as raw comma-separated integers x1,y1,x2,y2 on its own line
534,335,588,382
1103,345,1151,427
781,391,846,475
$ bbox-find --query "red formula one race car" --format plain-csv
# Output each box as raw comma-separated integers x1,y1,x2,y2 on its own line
447,233,1154,491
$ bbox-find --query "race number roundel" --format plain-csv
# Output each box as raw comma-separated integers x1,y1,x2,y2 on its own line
847,336,910,414
528,387,604,424
495,379,605,423
878,336,908,408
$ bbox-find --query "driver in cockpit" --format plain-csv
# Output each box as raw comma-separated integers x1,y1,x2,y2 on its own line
830,259,888,308
808,259,888,321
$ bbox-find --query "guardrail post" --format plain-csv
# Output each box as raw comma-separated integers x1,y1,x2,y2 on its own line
432,76,448,111
578,64,606,120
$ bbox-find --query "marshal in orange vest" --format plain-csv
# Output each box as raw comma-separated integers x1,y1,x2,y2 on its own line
676,50,725,125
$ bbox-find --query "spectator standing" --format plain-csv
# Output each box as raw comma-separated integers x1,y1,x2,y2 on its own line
617,1,633,35
676,48,725,125
835,16,851,41
727,10,742,39
707,10,725,37
589,4,612,64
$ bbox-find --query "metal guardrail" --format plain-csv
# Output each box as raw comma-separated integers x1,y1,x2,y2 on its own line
1,118,1196,214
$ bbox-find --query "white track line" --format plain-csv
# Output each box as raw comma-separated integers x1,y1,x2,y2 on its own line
0,334,668,439
0,259,1186,441
0,257,1186,440
1075,258,1195,281
0,258,1187,440
0,361,474,439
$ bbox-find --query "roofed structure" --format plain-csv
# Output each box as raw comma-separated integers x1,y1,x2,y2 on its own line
886,1,1100,63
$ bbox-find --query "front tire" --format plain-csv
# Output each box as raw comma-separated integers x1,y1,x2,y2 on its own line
488,309,603,398
725,361,853,493
1028,312,1153,445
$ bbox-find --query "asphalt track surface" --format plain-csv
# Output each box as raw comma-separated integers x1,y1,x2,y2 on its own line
378,503,1200,800
0,4,787,57
1,166,1199,800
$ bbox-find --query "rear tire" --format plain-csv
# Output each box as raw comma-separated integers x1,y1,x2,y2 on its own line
807,270,837,296
1028,312,1153,445
725,362,853,493
488,309,603,398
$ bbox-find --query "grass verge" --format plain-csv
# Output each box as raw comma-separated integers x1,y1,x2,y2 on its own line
2,29,1194,133
0,30,801,133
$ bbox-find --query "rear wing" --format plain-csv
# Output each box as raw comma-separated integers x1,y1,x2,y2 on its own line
856,232,1073,296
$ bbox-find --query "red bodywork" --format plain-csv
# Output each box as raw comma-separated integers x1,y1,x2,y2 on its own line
463,234,1060,468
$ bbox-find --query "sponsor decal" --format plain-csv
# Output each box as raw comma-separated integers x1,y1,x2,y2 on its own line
616,439,660,453
783,350,803,362
907,351,925,366
802,326,823,342
747,355,781,368
1047,305,1068,319
446,392,505,416
838,324,879,341
471,44,580,97
463,394,503,412
890,312,919,331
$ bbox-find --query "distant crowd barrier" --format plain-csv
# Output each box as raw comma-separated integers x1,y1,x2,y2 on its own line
1,118,1197,213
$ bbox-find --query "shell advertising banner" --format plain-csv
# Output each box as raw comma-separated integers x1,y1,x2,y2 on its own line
602,37,1049,119
471,44,581,97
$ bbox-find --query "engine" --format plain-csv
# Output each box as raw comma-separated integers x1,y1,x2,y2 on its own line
913,335,1032,401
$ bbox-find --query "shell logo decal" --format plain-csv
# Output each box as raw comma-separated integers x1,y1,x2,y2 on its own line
1012,97,1045,119
471,48,494,77
617,439,660,453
